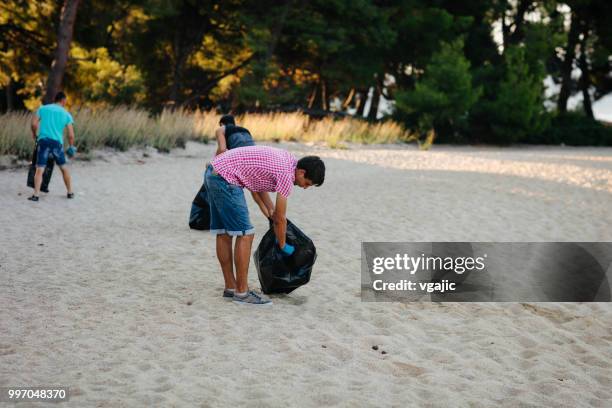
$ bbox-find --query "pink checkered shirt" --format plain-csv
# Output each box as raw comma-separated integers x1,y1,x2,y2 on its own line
211,146,298,198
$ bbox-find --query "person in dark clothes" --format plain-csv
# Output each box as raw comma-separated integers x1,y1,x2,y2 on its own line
215,114,255,154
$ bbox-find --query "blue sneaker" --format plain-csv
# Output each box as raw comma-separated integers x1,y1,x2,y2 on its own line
223,289,235,298
233,290,272,305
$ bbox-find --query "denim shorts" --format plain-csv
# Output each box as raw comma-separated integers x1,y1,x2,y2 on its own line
36,138,66,167
204,165,254,236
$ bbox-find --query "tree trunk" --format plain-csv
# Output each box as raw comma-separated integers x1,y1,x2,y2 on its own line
557,12,580,114
578,27,594,119
307,82,318,109
367,86,380,121
356,88,367,117
501,13,509,51
169,25,184,105
367,76,382,121
43,0,80,104
507,0,531,45
320,80,327,111
5,78,13,111
342,88,355,110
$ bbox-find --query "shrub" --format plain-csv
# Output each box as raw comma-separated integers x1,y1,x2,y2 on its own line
535,112,612,146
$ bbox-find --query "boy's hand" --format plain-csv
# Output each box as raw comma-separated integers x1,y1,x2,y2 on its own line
278,241,295,256
67,145,77,157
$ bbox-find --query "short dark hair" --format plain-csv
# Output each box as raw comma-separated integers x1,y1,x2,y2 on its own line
54,91,66,103
297,156,325,186
219,114,235,126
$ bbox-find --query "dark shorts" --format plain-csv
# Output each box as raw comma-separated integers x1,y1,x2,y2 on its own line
36,138,66,167
204,165,254,236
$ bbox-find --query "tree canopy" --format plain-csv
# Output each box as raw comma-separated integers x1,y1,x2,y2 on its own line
1,0,611,144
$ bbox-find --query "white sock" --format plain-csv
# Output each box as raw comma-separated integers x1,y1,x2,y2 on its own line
235,291,247,297
225,288,235,292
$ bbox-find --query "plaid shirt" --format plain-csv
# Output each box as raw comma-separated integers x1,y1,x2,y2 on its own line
211,146,298,198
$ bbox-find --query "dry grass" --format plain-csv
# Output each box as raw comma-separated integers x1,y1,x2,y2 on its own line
0,108,413,159
0,111,34,160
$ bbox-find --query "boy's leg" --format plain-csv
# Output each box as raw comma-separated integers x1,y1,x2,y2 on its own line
58,166,73,194
32,139,51,197
216,233,236,290
33,167,45,196
52,143,72,195
206,165,237,291
234,234,254,293
205,164,256,295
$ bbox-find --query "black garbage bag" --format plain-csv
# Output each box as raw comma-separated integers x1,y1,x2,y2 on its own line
254,219,317,294
188,182,211,230
27,143,54,193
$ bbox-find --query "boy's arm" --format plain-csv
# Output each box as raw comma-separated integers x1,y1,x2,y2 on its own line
31,115,39,141
273,193,288,247
66,124,75,146
250,191,271,218
258,191,275,216
215,127,227,156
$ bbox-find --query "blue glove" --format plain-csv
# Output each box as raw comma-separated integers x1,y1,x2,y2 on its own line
275,238,295,256
280,243,295,256
66,145,77,158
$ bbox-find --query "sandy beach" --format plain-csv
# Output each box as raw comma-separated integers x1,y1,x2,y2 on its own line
1,142,611,407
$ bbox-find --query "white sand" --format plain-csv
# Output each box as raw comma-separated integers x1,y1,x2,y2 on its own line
1,142,611,407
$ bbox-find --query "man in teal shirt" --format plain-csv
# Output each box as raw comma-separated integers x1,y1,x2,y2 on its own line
29,92,77,201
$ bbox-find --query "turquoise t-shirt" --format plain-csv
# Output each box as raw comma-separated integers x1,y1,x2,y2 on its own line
36,104,74,145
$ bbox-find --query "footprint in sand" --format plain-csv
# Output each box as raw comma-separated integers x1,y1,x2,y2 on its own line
520,349,539,359
0,344,16,355
155,376,169,384
392,361,426,377
153,383,173,393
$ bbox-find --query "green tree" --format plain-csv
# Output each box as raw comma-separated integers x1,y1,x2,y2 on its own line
259,0,394,112
394,39,480,142
123,0,253,109
556,0,611,117
70,46,145,105
0,1,57,110
473,46,548,144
